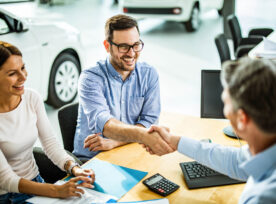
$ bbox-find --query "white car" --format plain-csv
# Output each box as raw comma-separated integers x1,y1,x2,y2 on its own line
0,8,84,108
120,0,224,32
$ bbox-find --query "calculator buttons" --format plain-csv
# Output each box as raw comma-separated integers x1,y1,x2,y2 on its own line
143,173,179,196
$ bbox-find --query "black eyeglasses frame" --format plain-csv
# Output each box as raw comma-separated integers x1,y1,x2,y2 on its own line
108,40,144,53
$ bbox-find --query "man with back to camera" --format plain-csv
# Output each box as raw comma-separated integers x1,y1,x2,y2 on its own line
147,58,276,203
73,14,173,159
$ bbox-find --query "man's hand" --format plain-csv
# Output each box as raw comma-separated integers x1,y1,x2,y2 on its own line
84,133,127,151
141,129,174,156
143,125,180,154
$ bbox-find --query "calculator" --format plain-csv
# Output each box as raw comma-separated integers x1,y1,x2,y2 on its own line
142,173,179,196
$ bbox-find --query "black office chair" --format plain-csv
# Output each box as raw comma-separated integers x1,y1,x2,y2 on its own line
33,147,82,183
215,33,255,64
227,15,269,52
58,103,88,164
215,33,231,64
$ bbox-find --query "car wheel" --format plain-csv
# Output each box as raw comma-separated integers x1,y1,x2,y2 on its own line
46,53,80,108
184,5,200,32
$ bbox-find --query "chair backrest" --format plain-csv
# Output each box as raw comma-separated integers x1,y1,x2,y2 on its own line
215,33,231,64
227,14,242,51
58,102,79,152
33,147,66,183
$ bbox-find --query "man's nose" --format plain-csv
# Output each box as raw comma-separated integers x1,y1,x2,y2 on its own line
126,46,135,56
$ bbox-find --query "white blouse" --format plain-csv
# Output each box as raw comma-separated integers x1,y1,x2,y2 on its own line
0,88,73,195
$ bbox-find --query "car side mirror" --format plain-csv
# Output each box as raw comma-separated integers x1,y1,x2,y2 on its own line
14,19,28,32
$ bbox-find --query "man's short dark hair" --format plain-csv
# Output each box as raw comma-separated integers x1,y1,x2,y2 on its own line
221,57,276,134
105,14,139,41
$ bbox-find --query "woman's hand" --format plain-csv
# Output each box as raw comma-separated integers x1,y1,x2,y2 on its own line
55,176,93,198
72,167,95,184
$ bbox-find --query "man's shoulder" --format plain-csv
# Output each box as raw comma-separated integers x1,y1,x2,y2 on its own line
137,61,154,69
136,61,157,75
82,60,106,75
80,60,107,81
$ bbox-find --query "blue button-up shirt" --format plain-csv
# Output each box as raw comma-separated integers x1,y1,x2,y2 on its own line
73,58,161,158
178,136,276,203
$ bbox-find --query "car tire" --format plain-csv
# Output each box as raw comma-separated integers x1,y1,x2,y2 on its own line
46,53,80,108
184,5,200,32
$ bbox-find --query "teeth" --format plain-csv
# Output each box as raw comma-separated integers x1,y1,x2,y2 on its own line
124,58,133,62
14,84,24,88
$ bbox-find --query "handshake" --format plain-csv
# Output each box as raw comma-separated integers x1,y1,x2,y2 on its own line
140,125,181,156
83,121,181,156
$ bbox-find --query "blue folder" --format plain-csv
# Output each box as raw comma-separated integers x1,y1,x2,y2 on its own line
65,159,148,199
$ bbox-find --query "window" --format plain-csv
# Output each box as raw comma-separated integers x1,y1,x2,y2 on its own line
0,18,9,34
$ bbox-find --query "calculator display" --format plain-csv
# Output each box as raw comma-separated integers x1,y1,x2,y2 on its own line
147,175,163,185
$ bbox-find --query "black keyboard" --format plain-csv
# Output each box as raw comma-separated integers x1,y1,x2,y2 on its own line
180,161,245,189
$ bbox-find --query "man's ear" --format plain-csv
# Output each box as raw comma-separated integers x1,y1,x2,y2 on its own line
103,40,110,53
236,109,249,131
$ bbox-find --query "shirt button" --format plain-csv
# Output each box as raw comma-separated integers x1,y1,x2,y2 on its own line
122,101,125,104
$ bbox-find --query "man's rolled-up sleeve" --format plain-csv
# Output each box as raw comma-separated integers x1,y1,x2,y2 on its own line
79,71,113,133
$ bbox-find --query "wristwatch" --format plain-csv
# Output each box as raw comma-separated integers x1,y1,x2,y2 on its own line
66,161,81,175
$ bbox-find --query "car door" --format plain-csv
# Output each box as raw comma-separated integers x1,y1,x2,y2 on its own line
200,0,224,11
0,11,42,94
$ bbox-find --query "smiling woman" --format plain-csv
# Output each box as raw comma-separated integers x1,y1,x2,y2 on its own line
0,42,26,112
0,41,95,203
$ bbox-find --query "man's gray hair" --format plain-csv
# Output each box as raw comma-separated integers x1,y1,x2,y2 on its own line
221,57,276,134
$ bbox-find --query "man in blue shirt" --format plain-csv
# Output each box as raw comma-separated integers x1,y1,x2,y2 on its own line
148,58,276,203
73,14,173,159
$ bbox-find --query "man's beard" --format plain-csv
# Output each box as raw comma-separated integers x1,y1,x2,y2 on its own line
110,50,137,71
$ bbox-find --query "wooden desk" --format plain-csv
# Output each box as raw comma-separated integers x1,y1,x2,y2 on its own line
93,112,245,204
248,31,276,59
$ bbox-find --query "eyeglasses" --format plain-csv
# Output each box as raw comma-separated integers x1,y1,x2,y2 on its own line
108,40,144,53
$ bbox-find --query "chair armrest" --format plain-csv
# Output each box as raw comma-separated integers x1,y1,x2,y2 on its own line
33,147,84,183
33,147,67,183
239,37,263,46
65,151,83,165
235,44,256,58
248,28,273,37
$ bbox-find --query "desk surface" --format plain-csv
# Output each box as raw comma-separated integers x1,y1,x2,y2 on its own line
248,31,276,59
93,112,245,204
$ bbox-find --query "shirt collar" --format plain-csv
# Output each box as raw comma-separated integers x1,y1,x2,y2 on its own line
239,143,276,180
106,57,136,81
106,57,121,80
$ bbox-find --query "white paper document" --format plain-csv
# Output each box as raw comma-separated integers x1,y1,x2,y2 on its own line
255,38,276,59
26,180,117,204
264,38,276,51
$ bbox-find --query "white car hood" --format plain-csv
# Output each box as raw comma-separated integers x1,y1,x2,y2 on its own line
25,18,80,40
0,7,80,42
